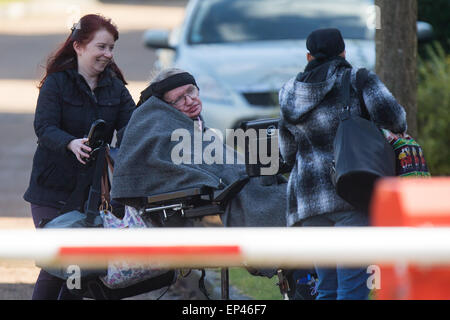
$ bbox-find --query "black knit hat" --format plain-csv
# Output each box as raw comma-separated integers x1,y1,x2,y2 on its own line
137,72,198,107
306,28,345,60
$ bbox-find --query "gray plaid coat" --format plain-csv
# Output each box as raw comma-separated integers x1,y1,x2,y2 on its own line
278,59,407,226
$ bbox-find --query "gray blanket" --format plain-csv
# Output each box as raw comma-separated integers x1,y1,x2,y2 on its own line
111,97,287,227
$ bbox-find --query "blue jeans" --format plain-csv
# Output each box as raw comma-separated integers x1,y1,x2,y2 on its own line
299,210,370,300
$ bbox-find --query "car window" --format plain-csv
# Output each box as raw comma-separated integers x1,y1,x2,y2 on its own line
188,0,374,44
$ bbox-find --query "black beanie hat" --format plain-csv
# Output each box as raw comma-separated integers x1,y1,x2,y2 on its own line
306,28,345,60
137,72,198,107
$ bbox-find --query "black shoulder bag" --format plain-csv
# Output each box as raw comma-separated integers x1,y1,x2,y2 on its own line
332,69,396,212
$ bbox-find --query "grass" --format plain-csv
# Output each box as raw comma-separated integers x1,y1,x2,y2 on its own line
227,268,283,300
224,268,379,300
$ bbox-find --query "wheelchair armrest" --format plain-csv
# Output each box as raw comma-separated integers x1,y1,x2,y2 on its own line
143,186,224,224
146,186,214,205
144,177,250,223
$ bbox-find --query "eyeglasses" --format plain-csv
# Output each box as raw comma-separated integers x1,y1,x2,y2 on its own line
168,86,199,107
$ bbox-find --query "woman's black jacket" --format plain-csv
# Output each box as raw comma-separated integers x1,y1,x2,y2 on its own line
23,68,136,209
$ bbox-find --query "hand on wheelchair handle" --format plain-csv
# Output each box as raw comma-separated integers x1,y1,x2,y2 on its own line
67,138,92,165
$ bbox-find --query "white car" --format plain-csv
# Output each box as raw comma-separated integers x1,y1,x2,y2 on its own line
143,0,432,135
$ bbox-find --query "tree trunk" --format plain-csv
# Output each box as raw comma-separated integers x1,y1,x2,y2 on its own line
375,0,418,136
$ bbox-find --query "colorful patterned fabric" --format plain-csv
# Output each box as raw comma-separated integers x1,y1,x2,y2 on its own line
100,206,169,289
381,129,431,177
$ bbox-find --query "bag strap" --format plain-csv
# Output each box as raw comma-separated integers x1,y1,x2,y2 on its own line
100,166,110,210
198,269,211,300
339,69,352,120
100,147,114,209
355,68,370,120
85,146,107,224
344,69,352,105
340,68,371,121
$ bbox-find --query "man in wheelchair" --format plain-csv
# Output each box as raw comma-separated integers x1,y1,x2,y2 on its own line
110,68,288,230
107,68,306,298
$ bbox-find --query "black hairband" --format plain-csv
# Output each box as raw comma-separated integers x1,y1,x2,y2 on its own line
150,72,198,98
137,72,198,107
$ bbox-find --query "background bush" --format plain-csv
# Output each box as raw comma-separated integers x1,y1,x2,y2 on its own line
418,0,450,55
417,42,450,176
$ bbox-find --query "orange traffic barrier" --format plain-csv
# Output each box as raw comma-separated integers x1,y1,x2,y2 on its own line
371,177,450,300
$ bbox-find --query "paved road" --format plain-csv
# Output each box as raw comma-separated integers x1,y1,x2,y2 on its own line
0,31,156,81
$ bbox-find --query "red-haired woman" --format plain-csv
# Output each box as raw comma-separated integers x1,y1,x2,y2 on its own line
23,14,136,299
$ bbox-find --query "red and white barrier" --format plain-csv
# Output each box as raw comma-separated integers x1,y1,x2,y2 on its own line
0,227,450,268
1,178,449,299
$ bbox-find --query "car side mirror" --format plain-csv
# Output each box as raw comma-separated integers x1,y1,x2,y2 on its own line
417,21,434,43
142,29,175,50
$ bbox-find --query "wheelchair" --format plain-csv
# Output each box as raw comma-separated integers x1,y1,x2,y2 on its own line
58,118,311,300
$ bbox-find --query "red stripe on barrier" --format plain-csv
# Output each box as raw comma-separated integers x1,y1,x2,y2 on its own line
58,245,241,257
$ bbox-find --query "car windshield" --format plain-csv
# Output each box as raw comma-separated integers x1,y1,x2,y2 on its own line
188,0,374,44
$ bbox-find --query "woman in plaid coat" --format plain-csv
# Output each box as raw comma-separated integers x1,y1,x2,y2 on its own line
278,28,406,300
